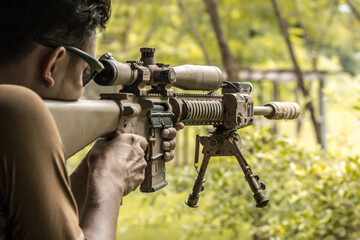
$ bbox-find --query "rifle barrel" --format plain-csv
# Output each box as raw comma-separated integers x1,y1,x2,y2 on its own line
254,106,273,116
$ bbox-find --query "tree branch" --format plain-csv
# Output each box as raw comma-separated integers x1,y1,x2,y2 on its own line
271,0,323,146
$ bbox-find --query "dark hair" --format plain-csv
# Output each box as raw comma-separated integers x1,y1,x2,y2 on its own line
0,0,111,65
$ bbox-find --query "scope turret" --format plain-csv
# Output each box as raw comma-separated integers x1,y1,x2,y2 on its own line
140,47,156,66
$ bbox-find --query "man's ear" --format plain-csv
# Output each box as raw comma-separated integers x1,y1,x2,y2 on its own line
40,47,66,88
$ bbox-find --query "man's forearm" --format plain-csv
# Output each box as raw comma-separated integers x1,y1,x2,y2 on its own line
70,153,125,240
80,174,123,240
72,134,147,239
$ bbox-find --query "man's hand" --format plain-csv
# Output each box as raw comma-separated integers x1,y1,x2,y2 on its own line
161,122,184,161
87,133,148,197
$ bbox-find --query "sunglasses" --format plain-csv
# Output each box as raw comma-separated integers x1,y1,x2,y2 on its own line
34,37,104,86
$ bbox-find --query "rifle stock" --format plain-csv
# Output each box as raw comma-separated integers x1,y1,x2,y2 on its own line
45,100,120,158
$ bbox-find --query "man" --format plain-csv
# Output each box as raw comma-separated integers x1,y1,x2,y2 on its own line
0,0,183,239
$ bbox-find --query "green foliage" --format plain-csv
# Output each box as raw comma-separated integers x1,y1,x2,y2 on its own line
241,129,360,240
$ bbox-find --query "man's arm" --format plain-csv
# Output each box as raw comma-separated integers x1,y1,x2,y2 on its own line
79,133,147,240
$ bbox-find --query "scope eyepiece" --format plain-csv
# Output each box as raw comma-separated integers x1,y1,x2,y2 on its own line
94,59,118,86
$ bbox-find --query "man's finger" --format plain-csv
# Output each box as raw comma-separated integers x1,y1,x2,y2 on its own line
162,140,176,151
163,151,175,162
161,127,177,139
173,122,184,131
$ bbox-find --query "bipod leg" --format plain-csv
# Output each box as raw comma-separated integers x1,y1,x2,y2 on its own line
233,140,269,208
185,154,211,208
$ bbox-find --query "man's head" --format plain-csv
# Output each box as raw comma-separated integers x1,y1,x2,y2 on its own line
0,0,111,100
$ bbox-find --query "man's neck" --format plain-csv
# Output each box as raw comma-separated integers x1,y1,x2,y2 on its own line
0,62,32,86
0,48,45,93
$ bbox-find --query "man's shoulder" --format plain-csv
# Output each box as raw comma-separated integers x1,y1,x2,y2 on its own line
0,84,62,152
0,84,51,128
0,84,45,112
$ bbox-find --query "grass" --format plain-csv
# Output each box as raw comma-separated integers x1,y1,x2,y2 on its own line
116,189,253,240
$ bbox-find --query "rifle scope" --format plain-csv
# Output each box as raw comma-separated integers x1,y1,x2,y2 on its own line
94,49,223,91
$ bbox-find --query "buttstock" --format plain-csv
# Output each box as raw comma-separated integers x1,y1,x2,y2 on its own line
45,100,121,158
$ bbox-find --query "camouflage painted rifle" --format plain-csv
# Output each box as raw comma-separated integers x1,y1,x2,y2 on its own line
45,48,300,208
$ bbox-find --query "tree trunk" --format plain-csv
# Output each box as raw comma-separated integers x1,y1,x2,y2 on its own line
292,0,338,142
178,0,211,65
203,0,240,81
271,0,323,146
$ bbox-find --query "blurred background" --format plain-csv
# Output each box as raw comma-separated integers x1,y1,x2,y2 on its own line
68,0,360,239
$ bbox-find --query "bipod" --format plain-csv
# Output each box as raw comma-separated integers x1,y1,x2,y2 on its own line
185,129,269,208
